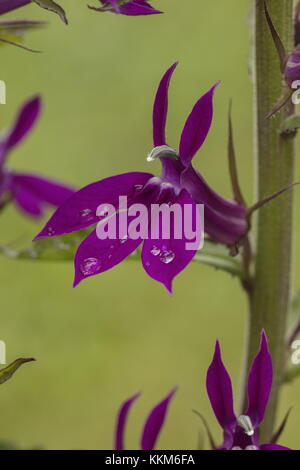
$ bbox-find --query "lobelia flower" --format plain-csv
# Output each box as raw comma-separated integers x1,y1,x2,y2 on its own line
115,389,175,450
34,63,248,293
206,331,290,450
88,0,163,16
0,96,75,218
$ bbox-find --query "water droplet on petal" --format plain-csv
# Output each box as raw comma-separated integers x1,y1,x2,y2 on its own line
150,245,161,257
80,257,102,276
160,250,175,264
80,208,94,221
134,184,143,191
47,227,55,236
245,446,258,451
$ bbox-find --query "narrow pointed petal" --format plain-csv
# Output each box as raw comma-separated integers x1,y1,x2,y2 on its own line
206,341,236,432
119,1,163,16
73,223,143,287
153,63,178,147
115,392,141,450
0,0,30,14
141,190,199,293
11,173,74,207
260,444,291,450
141,389,176,450
179,82,219,165
1,97,41,161
246,331,273,427
34,172,152,240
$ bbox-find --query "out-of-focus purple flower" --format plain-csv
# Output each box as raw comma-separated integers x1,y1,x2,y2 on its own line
206,331,291,450
115,390,175,450
0,0,30,15
35,63,247,293
0,97,75,218
89,0,163,16
284,48,300,87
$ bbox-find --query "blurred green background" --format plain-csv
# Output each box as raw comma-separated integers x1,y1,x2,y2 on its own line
0,0,299,450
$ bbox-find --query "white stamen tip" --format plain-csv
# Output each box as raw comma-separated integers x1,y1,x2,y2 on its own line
237,415,255,436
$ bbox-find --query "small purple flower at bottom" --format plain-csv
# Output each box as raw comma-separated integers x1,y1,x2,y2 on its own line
0,97,75,218
206,331,290,450
115,389,175,450
89,0,163,16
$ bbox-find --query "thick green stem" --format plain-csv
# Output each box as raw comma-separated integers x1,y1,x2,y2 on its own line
242,0,295,441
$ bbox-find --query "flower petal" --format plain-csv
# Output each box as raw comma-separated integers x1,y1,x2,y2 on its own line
206,341,236,432
181,166,247,245
115,392,141,450
153,63,178,147
260,444,291,450
120,1,163,16
34,172,152,240
0,0,30,14
246,331,273,427
14,185,43,217
0,97,41,163
12,173,74,207
141,389,176,450
141,190,199,293
73,222,143,287
179,82,219,166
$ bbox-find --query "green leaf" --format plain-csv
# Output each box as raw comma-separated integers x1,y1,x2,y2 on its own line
0,233,245,279
33,0,68,24
280,114,300,133
0,358,35,385
0,19,47,53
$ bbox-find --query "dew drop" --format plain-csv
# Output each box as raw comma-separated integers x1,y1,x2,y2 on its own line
150,245,161,257
134,184,143,191
80,257,102,276
159,250,175,264
80,208,94,221
47,227,55,236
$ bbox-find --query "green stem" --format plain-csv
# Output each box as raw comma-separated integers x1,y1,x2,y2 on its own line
241,0,295,441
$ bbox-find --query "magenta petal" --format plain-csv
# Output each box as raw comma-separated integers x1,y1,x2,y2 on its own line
14,185,43,217
141,190,199,294
34,172,152,240
153,63,178,147
260,444,291,450
73,224,143,287
246,331,273,427
206,341,236,432
179,82,219,165
0,0,30,14
12,173,74,207
115,392,141,450
1,97,41,162
141,389,176,450
120,1,163,16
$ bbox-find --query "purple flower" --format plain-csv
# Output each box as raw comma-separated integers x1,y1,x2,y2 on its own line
115,390,175,450
89,0,163,16
284,49,300,87
0,97,75,218
35,64,247,293
206,331,290,450
0,0,30,15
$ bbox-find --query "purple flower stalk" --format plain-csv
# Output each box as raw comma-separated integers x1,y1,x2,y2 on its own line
89,0,163,16
35,63,247,293
115,390,175,450
206,331,290,450
0,97,75,218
